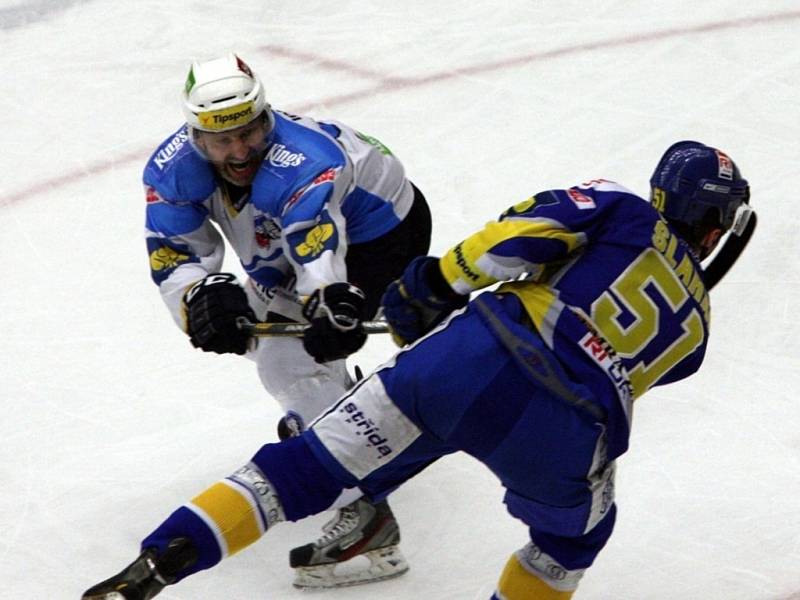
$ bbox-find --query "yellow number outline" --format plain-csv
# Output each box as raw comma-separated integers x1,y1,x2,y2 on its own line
651,187,666,212
591,248,704,396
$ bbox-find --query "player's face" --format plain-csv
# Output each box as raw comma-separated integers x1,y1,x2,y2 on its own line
196,118,269,186
697,227,723,260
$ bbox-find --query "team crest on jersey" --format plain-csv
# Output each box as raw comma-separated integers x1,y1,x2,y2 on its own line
254,215,282,248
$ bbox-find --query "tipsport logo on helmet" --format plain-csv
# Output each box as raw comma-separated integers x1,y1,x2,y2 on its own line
196,101,256,131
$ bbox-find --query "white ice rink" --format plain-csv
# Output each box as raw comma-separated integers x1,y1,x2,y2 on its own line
3,1,800,598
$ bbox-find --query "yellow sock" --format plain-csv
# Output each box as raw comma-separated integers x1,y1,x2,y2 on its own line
189,479,266,558
495,553,575,600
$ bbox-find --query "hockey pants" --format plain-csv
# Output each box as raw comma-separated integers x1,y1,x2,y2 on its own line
247,183,432,426
142,293,617,597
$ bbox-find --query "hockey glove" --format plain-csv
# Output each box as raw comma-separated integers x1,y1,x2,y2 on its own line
183,273,256,355
302,283,368,363
381,256,468,346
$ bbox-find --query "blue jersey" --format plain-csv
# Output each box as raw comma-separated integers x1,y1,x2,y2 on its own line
438,179,711,454
142,110,414,327
249,112,414,295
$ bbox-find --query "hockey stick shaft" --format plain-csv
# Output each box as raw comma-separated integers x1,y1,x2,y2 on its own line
237,318,391,338
704,209,757,291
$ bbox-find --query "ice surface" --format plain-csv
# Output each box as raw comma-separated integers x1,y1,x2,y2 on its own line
2,1,799,598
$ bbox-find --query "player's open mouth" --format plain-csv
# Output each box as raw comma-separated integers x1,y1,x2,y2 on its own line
229,159,255,173
226,156,260,180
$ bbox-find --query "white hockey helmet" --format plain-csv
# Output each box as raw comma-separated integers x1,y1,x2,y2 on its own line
182,53,271,133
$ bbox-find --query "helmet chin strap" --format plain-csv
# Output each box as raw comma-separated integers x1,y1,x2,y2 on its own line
702,208,757,291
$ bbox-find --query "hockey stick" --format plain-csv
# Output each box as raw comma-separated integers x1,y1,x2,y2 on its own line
704,207,757,291
237,317,391,338
238,208,755,338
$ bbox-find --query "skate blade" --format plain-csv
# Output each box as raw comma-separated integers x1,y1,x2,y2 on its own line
82,593,127,600
292,545,409,589
82,585,134,600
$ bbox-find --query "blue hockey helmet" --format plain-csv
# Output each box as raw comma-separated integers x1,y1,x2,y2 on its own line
649,141,750,232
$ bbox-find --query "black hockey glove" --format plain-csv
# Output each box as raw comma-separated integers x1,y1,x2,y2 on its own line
302,283,368,363
381,256,468,346
183,273,256,355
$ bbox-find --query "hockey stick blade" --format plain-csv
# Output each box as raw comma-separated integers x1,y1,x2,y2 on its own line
237,317,391,338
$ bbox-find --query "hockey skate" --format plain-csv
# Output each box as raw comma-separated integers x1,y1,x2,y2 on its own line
82,537,196,600
290,497,409,588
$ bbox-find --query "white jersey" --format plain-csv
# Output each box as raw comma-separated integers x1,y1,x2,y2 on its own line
143,110,415,328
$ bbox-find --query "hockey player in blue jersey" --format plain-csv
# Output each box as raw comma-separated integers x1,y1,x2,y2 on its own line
84,141,753,599
143,53,432,586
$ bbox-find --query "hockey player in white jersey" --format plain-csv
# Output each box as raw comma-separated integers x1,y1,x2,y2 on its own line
143,53,431,587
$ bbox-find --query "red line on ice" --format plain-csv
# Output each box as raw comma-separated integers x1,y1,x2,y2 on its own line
3,10,798,208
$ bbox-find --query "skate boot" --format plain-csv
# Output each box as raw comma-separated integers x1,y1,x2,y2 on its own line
290,497,408,588
82,537,197,600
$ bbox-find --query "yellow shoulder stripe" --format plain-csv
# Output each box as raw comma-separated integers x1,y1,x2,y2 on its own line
440,219,582,293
